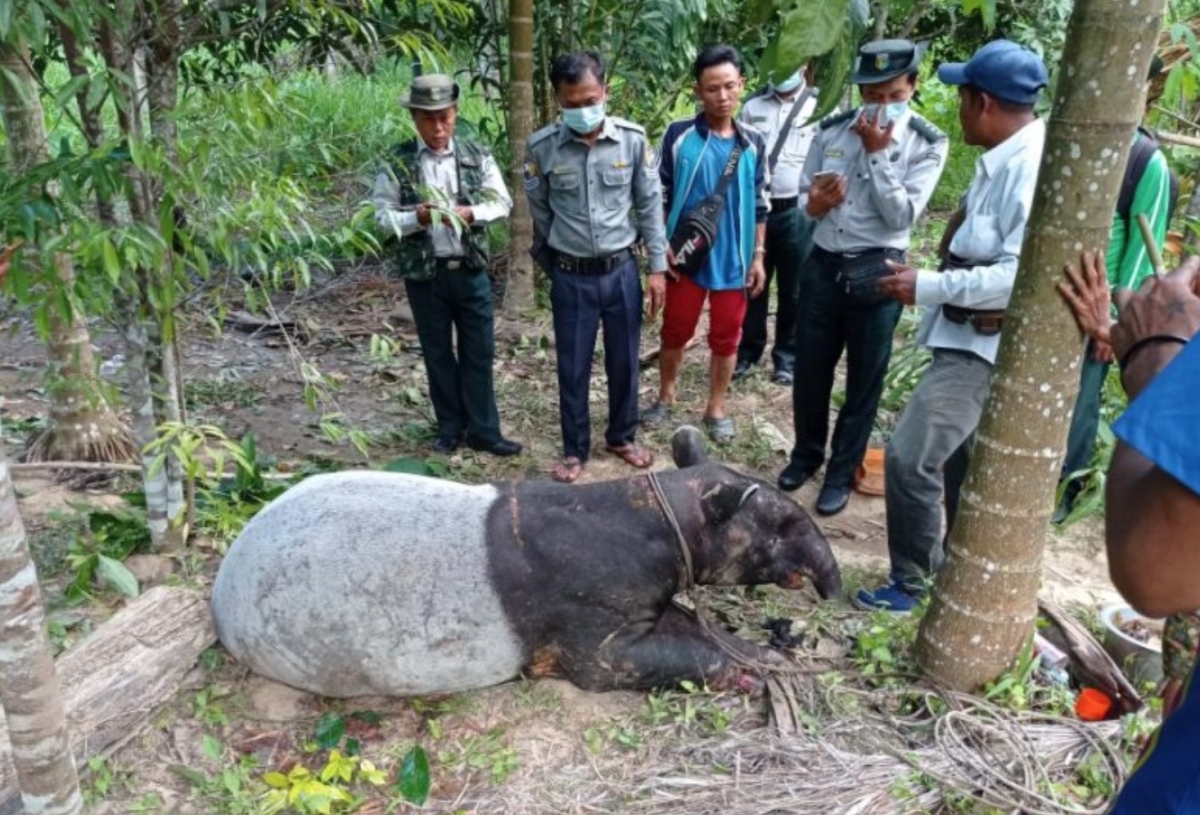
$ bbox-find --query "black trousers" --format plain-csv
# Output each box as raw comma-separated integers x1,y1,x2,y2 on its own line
737,205,815,374
788,247,902,488
405,267,503,445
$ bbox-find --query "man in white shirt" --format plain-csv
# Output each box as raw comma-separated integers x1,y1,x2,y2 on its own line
856,40,1049,611
733,67,820,386
371,74,521,457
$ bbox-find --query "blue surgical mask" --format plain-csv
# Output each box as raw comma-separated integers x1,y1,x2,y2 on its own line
773,71,803,94
862,101,910,126
561,102,606,134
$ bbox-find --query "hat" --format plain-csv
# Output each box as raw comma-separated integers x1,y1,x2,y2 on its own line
850,39,928,85
937,40,1048,105
398,74,460,110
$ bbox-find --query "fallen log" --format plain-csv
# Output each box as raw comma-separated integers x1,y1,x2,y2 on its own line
0,586,216,814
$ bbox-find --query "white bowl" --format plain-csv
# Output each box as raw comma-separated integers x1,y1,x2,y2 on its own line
1099,604,1164,687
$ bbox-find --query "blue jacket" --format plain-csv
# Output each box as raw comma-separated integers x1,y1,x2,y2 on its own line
660,115,769,290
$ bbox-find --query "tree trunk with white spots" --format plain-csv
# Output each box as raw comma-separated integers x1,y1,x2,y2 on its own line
503,0,537,317
0,451,83,815
0,40,135,467
914,0,1169,691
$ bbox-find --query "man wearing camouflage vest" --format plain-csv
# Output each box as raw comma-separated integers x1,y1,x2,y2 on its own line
371,73,522,457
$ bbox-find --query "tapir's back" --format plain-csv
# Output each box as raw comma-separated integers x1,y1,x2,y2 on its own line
210,471,526,696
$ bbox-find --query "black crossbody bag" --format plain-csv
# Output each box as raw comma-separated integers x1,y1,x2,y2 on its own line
669,135,745,277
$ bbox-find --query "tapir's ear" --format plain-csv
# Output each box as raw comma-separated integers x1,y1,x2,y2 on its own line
671,425,708,468
701,482,758,527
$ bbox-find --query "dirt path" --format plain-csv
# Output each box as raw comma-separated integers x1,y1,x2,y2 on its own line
0,261,1126,813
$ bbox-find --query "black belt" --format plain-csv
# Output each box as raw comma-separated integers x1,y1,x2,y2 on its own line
813,245,903,263
554,247,634,275
770,196,798,211
943,304,1005,336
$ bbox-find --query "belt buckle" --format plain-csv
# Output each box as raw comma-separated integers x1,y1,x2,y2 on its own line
444,259,461,271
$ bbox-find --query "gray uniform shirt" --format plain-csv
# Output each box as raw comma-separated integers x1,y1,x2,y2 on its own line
371,136,512,258
738,83,820,200
803,109,948,253
524,117,668,272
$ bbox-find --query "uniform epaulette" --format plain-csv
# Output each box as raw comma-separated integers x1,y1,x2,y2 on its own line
528,123,559,146
611,116,646,135
818,109,857,130
909,115,947,143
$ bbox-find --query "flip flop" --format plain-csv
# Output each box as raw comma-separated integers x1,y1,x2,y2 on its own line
605,443,654,469
640,401,672,428
703,415,735,444
552,456,585,484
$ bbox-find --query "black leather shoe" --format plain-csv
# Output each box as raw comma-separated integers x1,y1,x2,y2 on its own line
777,463,815,492
732,359,754,381
468,437,523,457
432,435,460,454
816,483,851,516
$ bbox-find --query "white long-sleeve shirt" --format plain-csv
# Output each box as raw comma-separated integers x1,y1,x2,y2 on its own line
914,118,1046,364
371,136,512,258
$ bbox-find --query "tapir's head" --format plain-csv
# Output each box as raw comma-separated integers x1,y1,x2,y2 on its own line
669,426,842,599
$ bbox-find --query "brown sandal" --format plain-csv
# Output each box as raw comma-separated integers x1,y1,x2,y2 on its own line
552,456,585,484
605,443,654,469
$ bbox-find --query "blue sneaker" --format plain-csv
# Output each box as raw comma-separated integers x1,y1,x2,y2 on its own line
853,582,921,612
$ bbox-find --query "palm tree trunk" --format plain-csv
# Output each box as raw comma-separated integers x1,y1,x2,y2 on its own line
0,40,135,466
504,0,537,317
0,451,84,815
914,0,1169,690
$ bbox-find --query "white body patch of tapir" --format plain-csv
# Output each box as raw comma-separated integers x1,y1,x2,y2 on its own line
211,471,524,696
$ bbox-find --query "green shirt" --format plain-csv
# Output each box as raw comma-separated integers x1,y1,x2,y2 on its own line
1109,133,1172,292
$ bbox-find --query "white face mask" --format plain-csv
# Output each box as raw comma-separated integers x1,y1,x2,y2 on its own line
862,100,909,126
561,102,606,134
773,71,803,94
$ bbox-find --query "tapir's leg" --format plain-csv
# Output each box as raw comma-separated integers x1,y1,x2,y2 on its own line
566,604,781,691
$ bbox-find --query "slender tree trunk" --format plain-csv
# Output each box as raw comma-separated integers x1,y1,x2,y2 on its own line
0,41,136,466
0,451,84,815
504,0,536,317
914,0,1168,691
1185,163,1200,249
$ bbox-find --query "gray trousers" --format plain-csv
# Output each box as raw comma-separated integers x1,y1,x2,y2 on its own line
885,348,994,591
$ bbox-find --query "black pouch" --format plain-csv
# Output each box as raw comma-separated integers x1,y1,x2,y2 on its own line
837,248,904,305
668,193,724,277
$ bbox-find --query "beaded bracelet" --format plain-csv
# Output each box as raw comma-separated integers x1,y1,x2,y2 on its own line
1117,333,1191,371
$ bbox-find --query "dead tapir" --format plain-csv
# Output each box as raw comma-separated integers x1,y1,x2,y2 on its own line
210,426,841,696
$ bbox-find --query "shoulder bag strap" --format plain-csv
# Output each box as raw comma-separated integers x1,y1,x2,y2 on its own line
765,87,814,175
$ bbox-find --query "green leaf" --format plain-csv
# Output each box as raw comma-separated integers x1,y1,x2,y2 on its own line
394,746,430,806
201,734,224,762
772,0,850,77
314,712,346,750
95,555,139,598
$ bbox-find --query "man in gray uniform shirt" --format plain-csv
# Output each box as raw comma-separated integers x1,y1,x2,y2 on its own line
524,51,669,484
778,40,948,518
858,40,1049,612
734,66,821,386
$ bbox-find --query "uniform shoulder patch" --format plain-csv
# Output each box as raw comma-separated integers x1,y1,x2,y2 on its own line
819,109,857,130
910,115,947,143
611,116,646,135
528,123,559,147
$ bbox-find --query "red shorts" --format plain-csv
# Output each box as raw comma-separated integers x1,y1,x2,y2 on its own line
660,275,748,357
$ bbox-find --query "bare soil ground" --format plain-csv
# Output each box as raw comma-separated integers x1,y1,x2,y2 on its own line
0,256,1127,814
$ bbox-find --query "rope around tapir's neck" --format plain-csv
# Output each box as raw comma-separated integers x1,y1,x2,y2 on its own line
646,471,695,594
645,470,807,680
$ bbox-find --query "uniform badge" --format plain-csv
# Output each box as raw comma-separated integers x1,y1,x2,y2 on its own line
875,54,891,71
643,144,660,174
523,157,540,190
825,148,844,158
612,160,629,169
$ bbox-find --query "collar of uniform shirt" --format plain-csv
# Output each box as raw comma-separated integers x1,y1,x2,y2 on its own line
978,118,1045,180
417,135,456,157
558,116,618,144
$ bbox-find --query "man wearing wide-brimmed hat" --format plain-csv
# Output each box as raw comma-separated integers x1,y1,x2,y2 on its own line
778,39,948,520
371,73,522,457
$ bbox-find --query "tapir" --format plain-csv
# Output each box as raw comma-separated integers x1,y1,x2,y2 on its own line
210,426,841,697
